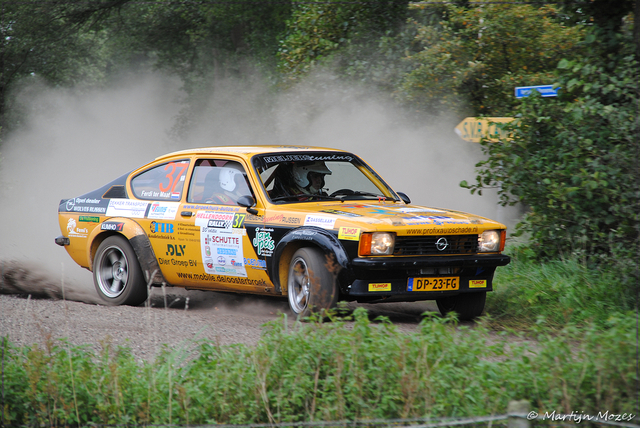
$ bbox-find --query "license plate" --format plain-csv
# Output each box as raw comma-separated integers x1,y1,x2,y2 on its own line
408,277,459,291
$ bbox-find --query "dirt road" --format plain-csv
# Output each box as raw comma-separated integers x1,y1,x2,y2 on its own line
1,261,438,360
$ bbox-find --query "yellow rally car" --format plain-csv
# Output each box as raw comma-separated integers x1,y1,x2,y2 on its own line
56,146,510,320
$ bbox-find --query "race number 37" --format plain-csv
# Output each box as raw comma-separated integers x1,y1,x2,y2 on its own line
159,162,188,194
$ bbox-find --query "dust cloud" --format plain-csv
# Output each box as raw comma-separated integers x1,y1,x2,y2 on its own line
0,74,183,301
0,70,520,303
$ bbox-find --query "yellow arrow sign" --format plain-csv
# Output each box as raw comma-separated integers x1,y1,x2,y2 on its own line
454,117,515,143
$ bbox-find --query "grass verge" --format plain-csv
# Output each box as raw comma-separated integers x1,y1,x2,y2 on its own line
1,308,636,425
485,246,637,328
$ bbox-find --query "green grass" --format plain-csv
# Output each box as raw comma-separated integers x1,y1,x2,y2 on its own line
1,308,636,425
485,245,637,328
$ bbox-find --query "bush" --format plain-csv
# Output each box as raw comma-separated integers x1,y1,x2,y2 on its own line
463,36,639,288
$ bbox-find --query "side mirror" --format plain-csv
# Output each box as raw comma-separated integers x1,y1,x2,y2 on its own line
397,192,411,204
237,195,259,215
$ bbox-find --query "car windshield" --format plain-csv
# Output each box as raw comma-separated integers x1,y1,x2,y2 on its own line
252,152,399,203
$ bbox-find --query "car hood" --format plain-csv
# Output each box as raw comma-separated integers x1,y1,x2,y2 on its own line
274,201,505,234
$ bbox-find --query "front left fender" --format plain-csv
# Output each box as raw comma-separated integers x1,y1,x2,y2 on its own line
271,227,351,294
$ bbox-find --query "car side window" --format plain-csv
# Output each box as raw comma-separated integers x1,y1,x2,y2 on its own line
131,160,190,200
187,159,254,205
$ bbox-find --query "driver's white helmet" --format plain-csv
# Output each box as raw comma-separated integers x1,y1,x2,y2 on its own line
292,161,332,188
220,167,243,192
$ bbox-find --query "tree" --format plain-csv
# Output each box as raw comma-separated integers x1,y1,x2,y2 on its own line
0,0,132,134
277,1,410,82
0,1,294,140
397,4,586,116
462,35,638,269
559,0,637,58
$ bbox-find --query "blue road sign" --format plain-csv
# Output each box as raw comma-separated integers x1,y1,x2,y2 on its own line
515,85,560,98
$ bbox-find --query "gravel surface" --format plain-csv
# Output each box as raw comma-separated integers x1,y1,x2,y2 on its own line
0,261,440,361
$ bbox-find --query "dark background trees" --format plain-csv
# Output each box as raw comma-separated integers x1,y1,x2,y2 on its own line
3,1,636,131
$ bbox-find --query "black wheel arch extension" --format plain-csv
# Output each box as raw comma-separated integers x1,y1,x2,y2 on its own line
128,234,166,285
270,226,352,294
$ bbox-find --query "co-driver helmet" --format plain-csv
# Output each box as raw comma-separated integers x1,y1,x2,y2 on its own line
219,163,245,192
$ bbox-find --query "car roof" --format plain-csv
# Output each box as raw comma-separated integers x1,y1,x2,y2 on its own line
154,145,347,162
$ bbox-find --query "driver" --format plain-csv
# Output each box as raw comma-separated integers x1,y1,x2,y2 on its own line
291,161,332,199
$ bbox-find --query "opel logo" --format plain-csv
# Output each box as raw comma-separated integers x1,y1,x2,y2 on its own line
436,237,449,251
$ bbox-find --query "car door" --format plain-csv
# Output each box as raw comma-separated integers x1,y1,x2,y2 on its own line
175,158,273,293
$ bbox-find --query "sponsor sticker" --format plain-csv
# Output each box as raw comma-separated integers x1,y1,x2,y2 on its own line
252,227,275,257
244,258,267,270
65,197,108,214
369,283,391,292
106,199,149,218
150,222,174,233
79,216,100,223
338,227,361,241
147,202,179,220
262,154,353,165
198,209,247,277
195,210,235,227
304,215,336,229
101,222,124,231
469,279,487,288
321,209,362,218
217,248,237,256
66,218,88,237
166,244,186,257
396,207,445,213
406,226,479,235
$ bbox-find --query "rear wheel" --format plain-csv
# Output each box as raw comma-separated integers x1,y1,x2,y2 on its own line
436,292,486,321
287,247,338,317
93,236,147,306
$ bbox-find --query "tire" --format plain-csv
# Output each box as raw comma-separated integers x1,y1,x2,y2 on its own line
93,235,147,306
436,291,486,321
287,247,338,317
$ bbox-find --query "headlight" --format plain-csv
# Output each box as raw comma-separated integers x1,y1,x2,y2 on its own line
359,232,395,256
478,230,504,252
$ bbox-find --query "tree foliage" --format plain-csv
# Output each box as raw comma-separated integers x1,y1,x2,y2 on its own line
397,4,586,116
0,1,130,129
277,1,410,83
463,37,638,267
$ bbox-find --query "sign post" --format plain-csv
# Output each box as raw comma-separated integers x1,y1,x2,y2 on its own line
454,117,515,143
515,85,559,98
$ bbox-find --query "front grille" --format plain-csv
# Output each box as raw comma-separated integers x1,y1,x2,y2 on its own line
394,235,478,255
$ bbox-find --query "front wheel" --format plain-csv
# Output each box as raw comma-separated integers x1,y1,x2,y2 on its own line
436,292,486,321
287,247,338,317
93,235,147,306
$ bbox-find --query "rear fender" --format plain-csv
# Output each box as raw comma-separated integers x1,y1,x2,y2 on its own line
88,218,165,285
272,227,350,294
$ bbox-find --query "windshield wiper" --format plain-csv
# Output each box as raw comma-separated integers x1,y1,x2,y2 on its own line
270,194,338,202
331,190,386,199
